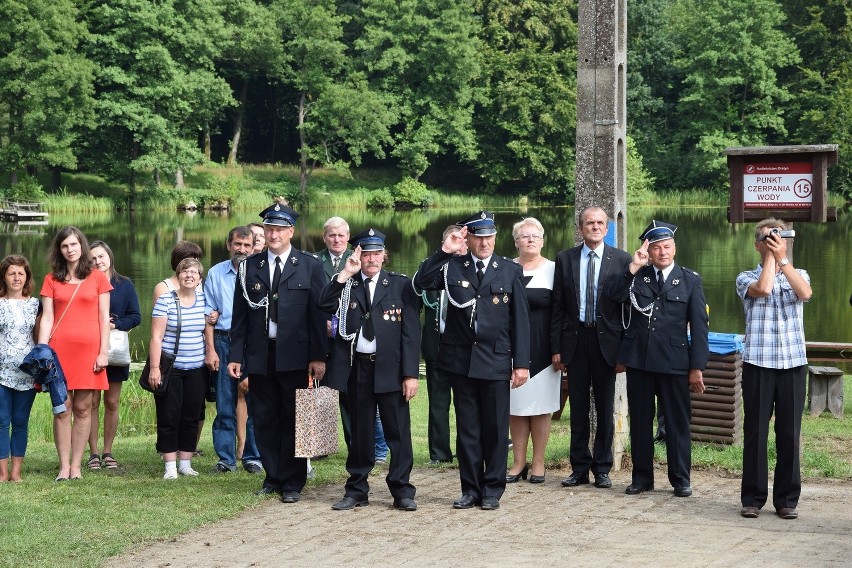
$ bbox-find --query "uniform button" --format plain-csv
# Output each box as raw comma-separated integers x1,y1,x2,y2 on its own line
651,327,655,331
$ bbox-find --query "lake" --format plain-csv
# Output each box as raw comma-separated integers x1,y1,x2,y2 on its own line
2,204,849,368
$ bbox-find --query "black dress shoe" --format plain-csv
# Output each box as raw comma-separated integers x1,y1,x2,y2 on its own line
452,494,479,509
593,473,612,488
741,506,760,518
254,486,280,496
332,495,369,510
561,472,590,487
673,486,692,497
777,507,798,520
280,490,301,503
528,473,545,484
393,497,418,511
625,482,654,495
480,496,500,510
506,464,528,483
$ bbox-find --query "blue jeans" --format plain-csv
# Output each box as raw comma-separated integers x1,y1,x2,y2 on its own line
212,333,261,468
375,407,388,460
0,385,37,458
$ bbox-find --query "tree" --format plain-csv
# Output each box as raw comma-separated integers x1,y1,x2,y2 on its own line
667,0,800,188
272,0,396,197
781,0,852,199
80,0,232,196
472,0,578,200
356,0,482,178
0,0,94,186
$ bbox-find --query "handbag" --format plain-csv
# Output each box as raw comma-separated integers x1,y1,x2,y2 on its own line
139,291,181,395
294,376,340,458
107,329,131,366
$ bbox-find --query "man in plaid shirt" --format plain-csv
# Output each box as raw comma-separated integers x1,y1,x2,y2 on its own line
736,218,812,521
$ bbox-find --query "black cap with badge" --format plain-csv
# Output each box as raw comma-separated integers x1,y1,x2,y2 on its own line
349,228,386,251
260,203,299,227
639,220,677,244
457,210,497,236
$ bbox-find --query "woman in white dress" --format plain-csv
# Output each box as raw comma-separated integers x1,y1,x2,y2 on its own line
507,218,561,484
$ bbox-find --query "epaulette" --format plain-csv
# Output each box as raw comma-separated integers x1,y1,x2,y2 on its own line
387,271,408,278
682,267,700,277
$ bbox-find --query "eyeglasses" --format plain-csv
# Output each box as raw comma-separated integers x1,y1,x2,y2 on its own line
517,234,543,241
180,269,201,276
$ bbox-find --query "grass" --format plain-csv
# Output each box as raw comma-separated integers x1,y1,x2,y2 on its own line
8,371,850,566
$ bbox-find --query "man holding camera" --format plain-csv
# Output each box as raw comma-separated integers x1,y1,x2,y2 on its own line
736,218,811,520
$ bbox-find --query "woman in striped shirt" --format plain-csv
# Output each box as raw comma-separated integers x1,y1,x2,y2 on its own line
148,258,207,479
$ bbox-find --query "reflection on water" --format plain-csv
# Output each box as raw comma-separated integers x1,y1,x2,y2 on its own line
2,205,849,366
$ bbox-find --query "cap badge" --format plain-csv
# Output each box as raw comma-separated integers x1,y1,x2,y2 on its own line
274,204,280,211
480,212,486,219
368,228,375,236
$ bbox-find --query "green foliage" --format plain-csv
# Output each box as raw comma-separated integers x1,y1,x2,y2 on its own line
0,0,95,173
3,176,47,201
391,177,432,209
366,188,394,210
626,136,657,205
356,0,482,178
473,0,578,200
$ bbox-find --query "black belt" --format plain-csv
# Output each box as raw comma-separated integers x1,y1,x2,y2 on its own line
214,329,230,338
354,352,376,361
580,321,596,328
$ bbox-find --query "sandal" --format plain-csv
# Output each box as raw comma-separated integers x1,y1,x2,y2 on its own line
87,454,101,471
102,453,119,469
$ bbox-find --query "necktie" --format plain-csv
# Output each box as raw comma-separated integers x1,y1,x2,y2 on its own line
475,260,485,283
332,256,340,271
363,277,375,341
585,251,596,324
270,257,282,323
657,269,665,291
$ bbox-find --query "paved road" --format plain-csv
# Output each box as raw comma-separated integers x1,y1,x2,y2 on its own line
107,466,852,567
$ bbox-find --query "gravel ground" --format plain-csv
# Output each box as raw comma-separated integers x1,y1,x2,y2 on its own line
106,465,852,568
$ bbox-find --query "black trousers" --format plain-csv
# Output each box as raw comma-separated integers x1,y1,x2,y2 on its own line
155,366,206,454
626,368,692,489
426,360,453,462
450,373,510,500
344,358,415,500
250,343,309,493
566,326,616,476
741,363,806,511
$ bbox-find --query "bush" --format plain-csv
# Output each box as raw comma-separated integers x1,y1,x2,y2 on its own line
4,176,47,201
391,177,432,209
366,189,394,210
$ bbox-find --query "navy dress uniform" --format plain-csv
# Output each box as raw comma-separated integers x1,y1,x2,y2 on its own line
414,211,530,509
319,229,421,511
229,203,327,500
606,221,709,496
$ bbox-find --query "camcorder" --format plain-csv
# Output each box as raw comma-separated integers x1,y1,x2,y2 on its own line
760,228,795,241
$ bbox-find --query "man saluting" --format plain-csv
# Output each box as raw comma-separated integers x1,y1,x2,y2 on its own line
414,211,530,511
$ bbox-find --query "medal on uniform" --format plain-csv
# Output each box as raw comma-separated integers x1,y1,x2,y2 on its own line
503,293,509,303
384,313,390,320
493,296,499,304
350,302,358,310
253,283,261,291
461,281,469,288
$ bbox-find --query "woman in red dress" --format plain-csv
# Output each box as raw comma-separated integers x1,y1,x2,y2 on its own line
38,226,112,481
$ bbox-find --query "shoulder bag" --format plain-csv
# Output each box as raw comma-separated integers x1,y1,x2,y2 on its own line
140,291,181,395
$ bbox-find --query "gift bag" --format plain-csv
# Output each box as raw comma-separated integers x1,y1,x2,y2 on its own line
107,329,131,366
294,379,339,458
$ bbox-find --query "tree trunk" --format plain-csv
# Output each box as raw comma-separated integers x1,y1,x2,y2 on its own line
175,169,185,188
51,166,61,191
154,169,161,188
10,171,18,185
203,125,211,161
26,165,37,177
298,91,309,197
227,78,249,167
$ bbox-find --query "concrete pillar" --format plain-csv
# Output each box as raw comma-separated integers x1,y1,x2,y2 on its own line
575,0,629,470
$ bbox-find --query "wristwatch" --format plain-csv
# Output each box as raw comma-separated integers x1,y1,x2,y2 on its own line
778,257,789,267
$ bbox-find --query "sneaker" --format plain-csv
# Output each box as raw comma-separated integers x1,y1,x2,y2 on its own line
179,466,199,477
213,463,234,474
163,470,178,480
243,462,263,474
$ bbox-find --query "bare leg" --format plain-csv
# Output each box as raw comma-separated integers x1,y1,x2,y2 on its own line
88,390,102,456
529,414,552,477
102,382,122,455
10,456,24,482
508,415,531,475
54,396,72,479
0,458,8,482
70,390,95,478
236,391,247,461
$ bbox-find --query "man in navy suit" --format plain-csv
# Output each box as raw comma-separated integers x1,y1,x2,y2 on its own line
319,228,420,511
607,220,709,497
551,206,631,490
228,203,327,503
414,211,530,511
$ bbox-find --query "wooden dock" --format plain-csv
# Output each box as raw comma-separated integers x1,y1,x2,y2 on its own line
0,199,49,224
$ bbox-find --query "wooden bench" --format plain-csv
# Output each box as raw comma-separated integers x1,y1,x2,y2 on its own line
807,366,844,418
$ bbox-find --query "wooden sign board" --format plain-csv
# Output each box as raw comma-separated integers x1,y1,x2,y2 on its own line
724,145,838,223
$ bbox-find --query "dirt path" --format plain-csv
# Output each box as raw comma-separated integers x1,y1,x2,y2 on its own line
107,466,852,567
